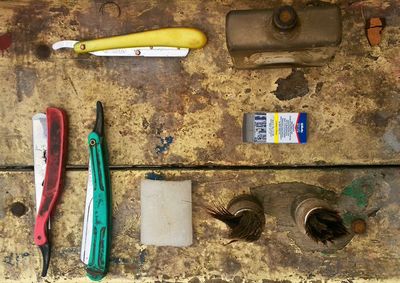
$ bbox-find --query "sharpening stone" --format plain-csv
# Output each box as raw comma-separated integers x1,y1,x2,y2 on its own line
140,179,192,247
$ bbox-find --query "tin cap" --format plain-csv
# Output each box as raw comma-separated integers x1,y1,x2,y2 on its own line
273,5,298,31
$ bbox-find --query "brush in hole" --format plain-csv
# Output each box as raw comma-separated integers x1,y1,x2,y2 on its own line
207,194,265,242
294,197,348,244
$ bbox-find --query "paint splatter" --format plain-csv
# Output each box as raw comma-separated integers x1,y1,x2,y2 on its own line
155,136,174,154
139,249,147,265
145,172,164,180
341,178,373,208
0,32,12,55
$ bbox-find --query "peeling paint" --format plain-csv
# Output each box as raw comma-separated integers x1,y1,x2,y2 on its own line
273,69,309,101
155,136,174,154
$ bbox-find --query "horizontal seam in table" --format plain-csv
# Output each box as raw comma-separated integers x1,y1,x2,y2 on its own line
0,164,400,172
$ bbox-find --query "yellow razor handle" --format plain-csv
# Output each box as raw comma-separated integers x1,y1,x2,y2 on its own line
74,27,207,54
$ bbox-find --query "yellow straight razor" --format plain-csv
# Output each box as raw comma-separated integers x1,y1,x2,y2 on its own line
53,27,207,57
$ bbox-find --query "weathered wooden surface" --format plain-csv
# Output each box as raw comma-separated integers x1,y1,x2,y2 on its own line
1,169,400,283
1,1,400,282
0,0,399,166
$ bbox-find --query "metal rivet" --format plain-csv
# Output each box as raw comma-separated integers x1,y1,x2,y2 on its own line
135,50,141,56
351,219,367,234
90,139,96,146
80,44,86,50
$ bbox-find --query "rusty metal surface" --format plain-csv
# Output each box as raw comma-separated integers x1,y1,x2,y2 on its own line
0,0,399,166
1,169,400,282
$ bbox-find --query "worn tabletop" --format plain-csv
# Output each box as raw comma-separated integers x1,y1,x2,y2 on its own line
2,169,400,283
0,0,400,282
0,0,399,167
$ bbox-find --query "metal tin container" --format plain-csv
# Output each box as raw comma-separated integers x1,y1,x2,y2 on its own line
226,4,342,69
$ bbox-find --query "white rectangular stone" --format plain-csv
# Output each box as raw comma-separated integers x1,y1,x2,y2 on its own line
140,179,192,247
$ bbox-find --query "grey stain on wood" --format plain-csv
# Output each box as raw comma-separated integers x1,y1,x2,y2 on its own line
15,66,37,102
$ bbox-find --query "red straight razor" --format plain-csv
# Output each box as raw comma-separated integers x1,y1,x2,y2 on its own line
33,107,68,277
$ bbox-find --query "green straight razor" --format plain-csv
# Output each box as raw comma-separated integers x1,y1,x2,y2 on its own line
81,101,111,281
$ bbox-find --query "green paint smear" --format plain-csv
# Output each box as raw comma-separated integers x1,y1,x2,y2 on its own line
341,177,374,208
342,212,355,226
342,212,366,226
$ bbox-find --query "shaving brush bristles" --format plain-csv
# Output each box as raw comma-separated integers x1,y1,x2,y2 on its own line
305,208,348,244
207,195,265,242
207,205,241,229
